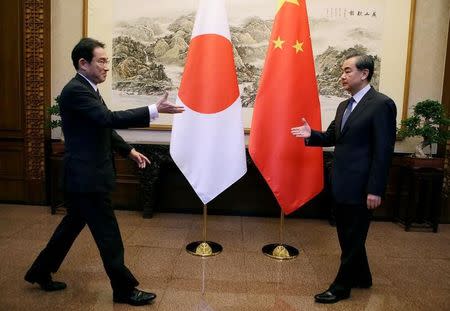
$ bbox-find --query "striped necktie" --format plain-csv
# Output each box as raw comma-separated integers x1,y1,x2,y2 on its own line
341,97,355,130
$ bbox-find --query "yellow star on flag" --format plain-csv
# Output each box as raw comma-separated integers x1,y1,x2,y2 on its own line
292,40,304,53
273,36,285,49
277,0,300,13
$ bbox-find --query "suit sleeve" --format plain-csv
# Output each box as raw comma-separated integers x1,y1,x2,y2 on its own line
305,120,336,147
111,130,133,157
60,84,150,129
367,99,397,196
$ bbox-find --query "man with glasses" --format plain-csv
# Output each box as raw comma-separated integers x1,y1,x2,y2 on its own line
25,37,184,306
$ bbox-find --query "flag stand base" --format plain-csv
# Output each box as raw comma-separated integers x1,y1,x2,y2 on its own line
186,241,223,257
262,243,299,260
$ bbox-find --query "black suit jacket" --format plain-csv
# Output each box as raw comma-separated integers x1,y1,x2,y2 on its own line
306,87,397,204
59,74,150,192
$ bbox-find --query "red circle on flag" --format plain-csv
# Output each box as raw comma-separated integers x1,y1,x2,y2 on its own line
178,34,239,114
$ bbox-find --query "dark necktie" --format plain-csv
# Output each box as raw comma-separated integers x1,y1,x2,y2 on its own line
341,97,355,130
96,89,105,105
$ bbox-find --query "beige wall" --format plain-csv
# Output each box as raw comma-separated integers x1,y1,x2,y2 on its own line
51,0,450,150
51,0,84,138
408,0,449,108
397,0,449,152
51,0,83,99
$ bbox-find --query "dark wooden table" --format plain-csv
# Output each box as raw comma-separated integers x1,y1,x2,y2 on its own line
394,157,444,232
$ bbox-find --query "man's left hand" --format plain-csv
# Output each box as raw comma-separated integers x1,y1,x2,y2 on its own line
129,148,150,169
367,194,381,209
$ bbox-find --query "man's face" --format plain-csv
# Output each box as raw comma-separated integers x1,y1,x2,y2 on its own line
79,47,109,84
340,56,369,95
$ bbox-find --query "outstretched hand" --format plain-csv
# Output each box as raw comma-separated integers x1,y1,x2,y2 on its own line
129,148,151,169
291,118,311,138
156,91,184,114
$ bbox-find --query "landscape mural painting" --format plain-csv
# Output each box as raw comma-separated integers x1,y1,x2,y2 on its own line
102,0,407,130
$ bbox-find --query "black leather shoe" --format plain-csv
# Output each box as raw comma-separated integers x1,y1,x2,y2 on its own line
37,279,67,291
24,273,67,292
314,289,350,304
113,288,156,306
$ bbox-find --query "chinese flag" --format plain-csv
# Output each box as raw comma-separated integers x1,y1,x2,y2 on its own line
249,0,323,215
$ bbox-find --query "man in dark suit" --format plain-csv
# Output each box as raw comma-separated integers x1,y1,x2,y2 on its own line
291,52,397,303
24,37,183,306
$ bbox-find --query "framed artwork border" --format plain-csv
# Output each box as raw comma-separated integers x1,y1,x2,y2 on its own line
83,0,416,132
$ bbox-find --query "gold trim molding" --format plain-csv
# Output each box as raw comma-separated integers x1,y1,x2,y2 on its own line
83,0,88,37
401,0,417,121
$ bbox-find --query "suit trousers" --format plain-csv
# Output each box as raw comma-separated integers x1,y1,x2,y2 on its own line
26,192,138,293
332,202,372,291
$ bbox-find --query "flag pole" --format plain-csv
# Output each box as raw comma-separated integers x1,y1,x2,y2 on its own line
186,204,223,257
262,209,299,260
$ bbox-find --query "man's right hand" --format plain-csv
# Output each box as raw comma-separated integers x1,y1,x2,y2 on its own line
291,118,311,138
156,92,185,114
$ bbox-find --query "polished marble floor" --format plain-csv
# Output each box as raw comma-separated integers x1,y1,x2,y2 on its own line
0,203,449,310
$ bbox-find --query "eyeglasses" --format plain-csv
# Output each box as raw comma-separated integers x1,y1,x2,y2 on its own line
95,59,110,66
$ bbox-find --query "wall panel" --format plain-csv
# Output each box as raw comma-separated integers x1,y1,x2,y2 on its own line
0,0,22,137
0,0,50,204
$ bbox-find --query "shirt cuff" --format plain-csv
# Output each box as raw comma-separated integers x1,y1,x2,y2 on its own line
148,104,159,121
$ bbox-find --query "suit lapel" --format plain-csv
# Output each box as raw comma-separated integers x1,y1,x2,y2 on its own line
340,87,376,135
75,73,102,101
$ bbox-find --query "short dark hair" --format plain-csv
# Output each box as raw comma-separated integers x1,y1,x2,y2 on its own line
71,37,105,70
345,51,374,82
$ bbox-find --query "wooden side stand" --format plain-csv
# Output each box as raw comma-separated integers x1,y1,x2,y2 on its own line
394,157,444,232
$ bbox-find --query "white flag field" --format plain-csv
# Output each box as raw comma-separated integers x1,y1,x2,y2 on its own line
170,0,247,204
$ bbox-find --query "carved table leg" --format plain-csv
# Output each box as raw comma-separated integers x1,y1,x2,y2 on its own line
133,144,170,218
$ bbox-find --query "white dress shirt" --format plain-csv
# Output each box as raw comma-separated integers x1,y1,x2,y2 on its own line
348,84,371,112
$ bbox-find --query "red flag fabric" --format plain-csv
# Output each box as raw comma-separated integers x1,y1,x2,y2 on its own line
249,0,323,215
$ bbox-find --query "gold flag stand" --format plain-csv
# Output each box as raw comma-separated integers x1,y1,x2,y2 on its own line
262,210,299,260
186,204,223,257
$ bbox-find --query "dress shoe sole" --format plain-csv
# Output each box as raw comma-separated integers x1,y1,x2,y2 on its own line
113,297,155,306
40,282,67,292
314,295,349,304
314,292,350,304
25,275,67,291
